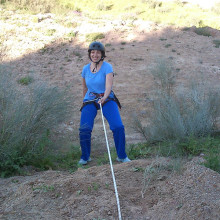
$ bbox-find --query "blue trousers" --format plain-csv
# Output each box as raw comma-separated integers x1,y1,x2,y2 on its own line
79,100,127,161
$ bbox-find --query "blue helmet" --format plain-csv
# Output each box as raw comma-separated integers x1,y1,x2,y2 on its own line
88,41,105,53
88,41,106,62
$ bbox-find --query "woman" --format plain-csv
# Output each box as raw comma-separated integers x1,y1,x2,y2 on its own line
79,41,130,165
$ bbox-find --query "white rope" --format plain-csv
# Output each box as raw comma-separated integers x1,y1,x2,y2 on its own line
99,102,122,220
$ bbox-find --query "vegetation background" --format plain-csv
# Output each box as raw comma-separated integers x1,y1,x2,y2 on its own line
0,0,220,219
0,0,219,177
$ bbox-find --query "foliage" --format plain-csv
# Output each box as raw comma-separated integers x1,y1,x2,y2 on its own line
86,33,105,42
193,27,212,37
32,184,55,192
211,2,220,15
0,65,73,177
65,21,78,28
130,57,220,173
1,0,59,13
130,128,220,173
97,1,113,11
127,143,151,159
53,145,82,171
127,135,220,173
142,0,163,9
137,58,220,142
17,76,33,85
179,136,220,173
46,29,56,36
1,0,219,30
204,152,220,173
213,39,220,48
96,148,117,166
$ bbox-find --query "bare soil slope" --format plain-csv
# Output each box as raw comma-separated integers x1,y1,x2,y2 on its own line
1,158,220,220
0,8,220,220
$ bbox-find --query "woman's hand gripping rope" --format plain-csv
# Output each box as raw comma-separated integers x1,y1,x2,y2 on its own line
98,95,107,105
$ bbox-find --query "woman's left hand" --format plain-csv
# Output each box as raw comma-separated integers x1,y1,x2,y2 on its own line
98,97,107,104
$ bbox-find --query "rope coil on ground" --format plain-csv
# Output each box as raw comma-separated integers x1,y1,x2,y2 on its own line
99,102,122,220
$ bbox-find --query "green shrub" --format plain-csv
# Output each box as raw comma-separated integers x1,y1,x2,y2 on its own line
181,27,190,31
204,153,220,173
131,57,220,172
211,2,220,15
124,5,135,11
134,58,220,142
141,0,162,9
174,0,184,7
213,39,220,48
0,65,73,177
165,44,172,48
65,22,78,28
2,0,57,13
67,31,77,38
127,143,151,159
46,29,56,36
202,136,220,173
178,136,205,155
194,27,212,37
53,145,82,171
17,76,33,85
178,136,220,173
97,2,113,11
86,33,105,42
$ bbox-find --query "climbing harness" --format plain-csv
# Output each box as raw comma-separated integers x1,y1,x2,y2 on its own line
80,91,121,111
99,101,122,220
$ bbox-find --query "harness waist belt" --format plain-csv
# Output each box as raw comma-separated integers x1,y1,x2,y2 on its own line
80,92,121,111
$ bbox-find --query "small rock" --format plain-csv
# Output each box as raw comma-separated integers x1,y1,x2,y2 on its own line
140,110,147,115
157,175,167,181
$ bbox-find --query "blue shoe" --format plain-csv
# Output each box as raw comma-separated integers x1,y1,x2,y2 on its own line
78,157,91,165
116,157,131,163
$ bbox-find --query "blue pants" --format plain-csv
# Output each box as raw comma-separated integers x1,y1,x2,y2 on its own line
79,100,127,161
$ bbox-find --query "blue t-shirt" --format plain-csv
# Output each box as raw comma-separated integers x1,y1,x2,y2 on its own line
81,61,114,101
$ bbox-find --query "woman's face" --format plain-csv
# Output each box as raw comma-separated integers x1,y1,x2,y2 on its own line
90,50,102,62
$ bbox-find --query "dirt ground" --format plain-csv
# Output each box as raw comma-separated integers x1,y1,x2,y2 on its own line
0,5,220,220
0,158,220,220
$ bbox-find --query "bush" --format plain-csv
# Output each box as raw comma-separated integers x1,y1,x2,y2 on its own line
213,39,220,48
97,2,113,11
0,65,73,177
193,27,212,37
212,2,220,15
134,58,220,142
86,33,105,42
141,0,162,9
2,0,58,13
204,152,220,173
178,136,220,173
17,76,33,85
46,29,56,36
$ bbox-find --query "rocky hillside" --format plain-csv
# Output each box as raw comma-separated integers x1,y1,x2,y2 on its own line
0,5,220,220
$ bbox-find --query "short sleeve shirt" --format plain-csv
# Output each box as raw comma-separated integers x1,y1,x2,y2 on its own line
81,61,114,101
